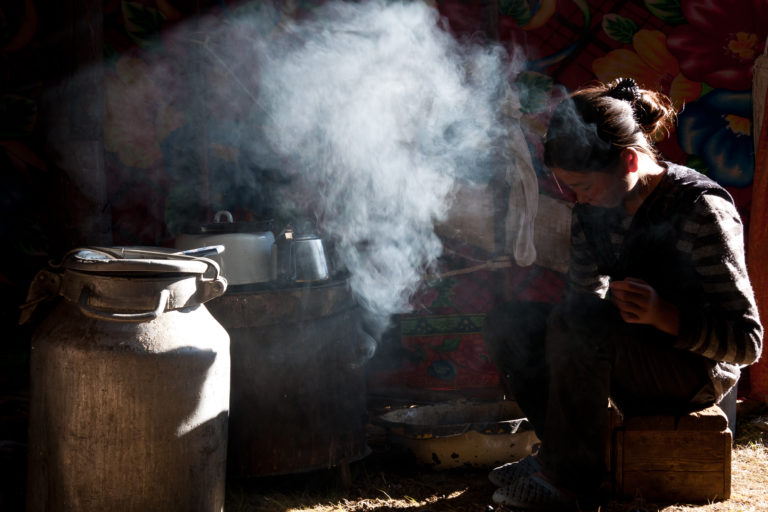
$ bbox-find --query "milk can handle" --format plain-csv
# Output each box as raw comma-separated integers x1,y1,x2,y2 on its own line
77,288,171,322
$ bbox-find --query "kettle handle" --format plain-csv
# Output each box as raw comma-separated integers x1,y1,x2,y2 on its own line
274,234,296,281
214,210,234,223
78,288,170,323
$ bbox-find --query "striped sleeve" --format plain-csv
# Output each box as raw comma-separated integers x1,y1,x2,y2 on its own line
674,194,763,365
565,212,610,298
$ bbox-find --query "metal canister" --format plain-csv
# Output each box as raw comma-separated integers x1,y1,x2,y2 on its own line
23,247,230,512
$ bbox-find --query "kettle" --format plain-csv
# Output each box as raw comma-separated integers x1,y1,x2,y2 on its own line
272,226,330,283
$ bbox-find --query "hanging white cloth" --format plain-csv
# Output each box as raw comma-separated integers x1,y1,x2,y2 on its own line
500,86,538,267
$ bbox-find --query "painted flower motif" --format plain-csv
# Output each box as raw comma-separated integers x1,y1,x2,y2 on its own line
455,334,498,375
428,359,457,380
500,0,557,30
104,56,184,168
677,89,754,187
593,29,701,109
666,0,768,90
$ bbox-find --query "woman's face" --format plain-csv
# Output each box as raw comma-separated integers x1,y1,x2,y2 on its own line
551,167,631,208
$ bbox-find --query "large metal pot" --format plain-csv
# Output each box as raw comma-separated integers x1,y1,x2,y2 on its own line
176,210,275,286
206,278,368,477
24,247,230,512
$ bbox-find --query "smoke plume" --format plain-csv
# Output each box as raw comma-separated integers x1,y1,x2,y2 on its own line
111,0,516,341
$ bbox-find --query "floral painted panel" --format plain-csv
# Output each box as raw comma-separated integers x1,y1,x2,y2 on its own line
367,317,502,392
497,0,766,202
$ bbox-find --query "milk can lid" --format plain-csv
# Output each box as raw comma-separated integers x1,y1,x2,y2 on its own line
61,247,216,275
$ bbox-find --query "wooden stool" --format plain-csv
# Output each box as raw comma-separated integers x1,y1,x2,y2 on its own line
610,404,732,503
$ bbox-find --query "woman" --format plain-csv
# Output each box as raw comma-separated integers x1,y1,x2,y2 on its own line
482,78,763,511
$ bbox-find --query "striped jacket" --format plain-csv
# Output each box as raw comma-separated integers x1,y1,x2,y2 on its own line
568,163,763,400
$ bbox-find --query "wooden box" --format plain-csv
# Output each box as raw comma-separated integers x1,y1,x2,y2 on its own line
611,405,732,503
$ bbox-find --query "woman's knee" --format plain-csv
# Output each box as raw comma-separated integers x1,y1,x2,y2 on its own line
546,294,621,359
482,301,551,366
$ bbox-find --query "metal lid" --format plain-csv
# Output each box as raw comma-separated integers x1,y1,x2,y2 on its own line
193,220,274,235
61,247,216,275
182,210,274,235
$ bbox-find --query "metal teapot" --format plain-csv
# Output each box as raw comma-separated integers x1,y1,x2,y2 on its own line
271,225,330,283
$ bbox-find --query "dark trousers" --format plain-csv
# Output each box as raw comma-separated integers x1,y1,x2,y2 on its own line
482,294,715,494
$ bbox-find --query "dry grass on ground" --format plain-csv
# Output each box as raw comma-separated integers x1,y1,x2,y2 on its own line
226,403,768,512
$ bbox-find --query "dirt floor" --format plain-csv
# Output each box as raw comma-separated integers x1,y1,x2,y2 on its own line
225,400,768,512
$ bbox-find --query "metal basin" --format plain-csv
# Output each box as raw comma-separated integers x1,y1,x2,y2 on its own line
376,400,540,470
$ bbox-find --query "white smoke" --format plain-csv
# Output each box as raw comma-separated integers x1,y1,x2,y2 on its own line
107,0,515,340
221,0,510,337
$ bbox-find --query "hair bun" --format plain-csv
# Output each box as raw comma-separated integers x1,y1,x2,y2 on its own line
606,77,641,104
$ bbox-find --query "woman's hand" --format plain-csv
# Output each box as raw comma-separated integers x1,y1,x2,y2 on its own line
608,277,680,336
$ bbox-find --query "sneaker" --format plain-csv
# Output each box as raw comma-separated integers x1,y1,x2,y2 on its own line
488,455,541,487
492,472,578,511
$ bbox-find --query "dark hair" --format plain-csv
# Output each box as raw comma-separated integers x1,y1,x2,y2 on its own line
543,78,676,173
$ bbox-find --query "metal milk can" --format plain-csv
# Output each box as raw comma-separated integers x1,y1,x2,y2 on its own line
23,247,230,512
